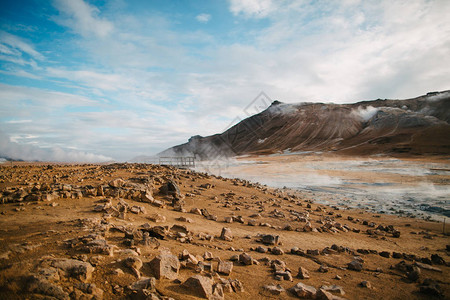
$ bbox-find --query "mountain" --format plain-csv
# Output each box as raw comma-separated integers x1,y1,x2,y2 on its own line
160,91,450,159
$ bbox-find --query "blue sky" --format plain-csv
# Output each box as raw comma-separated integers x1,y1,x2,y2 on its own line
0,0,449,162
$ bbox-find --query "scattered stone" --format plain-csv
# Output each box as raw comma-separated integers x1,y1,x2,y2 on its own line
159,180,182,198
379,251,390,258
46,257,94,282
320,285,345,295
260,234,280,245
148,214,166,223
297,267,310,279
182,275,213,299
359,281,371,288
256,246,267,253
318,265,329,273
316,288,347,300
238,253,253,265
271,247,284,255
220,227,233,241
217,260,233,275
177,216,193,223
149,251,180,280
419,278,443,297
263,284,285,295
123,256,143,278
26,275,69,300
347,260,363,271
406,266,421,282
290,282,317,298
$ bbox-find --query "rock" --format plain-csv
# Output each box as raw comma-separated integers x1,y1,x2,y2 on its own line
159,180,181,197
431,254,445,265
379,251,390,258
290,282,317,298
406,266,421,282
271,247,284,255
263,284,285,295
149,251,180,280
203,251,214,261
123,256,143,278
76,283,104,299
414,262,442,272
148,214,166,223
419,278,443,296
109,178,125,188
260,234,280,245
320,285,345,295
37,267,60,281
239,253,253,265
112,268,124,275
347,260,363,271
229,279,244,292
177,216,193,223
26,275,69,300
48,258,94,282
256,246,267,253
183,275,213,299
220,227,233,241
359,281,371,288
224,217,233,223
217,260,233,275
316,288,347,300
128,277,157,293
297,267,310,279
318,265,329,273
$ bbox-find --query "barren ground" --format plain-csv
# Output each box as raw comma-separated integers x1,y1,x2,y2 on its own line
0,160,448,299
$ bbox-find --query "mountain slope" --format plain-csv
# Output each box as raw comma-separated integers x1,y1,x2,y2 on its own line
160,91,450,158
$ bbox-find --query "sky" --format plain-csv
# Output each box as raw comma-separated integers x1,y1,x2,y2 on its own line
0,0,449,162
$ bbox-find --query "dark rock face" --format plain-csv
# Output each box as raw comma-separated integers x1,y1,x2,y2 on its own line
160,91,450,158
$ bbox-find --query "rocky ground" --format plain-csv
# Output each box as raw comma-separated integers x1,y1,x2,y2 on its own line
0,162,448,299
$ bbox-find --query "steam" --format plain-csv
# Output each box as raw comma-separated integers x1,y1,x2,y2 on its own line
352,105,379,122
0,130,112,163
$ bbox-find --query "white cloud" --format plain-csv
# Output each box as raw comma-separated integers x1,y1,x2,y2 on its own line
228,0,276,18
196,13,211,23
0,30,44,60
52,0,114,38
0,83,98,109
0,130,112,162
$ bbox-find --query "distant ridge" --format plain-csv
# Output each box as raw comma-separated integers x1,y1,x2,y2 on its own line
159,91,450,159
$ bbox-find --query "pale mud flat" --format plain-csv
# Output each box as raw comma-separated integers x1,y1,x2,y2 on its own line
195,153,450,220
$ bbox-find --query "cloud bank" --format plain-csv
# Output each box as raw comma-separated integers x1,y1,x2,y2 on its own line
0,130,112,163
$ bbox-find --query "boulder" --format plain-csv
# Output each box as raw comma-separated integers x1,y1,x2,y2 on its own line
123,256,143,278
290,282,317,298
49,258,94,282
263,284,285,295
159,180,181,197
217,260,233,275
26,275,69,300
347,260,363,271
260,234,279,245
220,227,233,241
238,253,253,265
271,247,284,255
297,267,310,279
149,251,180,280
183,275,213,299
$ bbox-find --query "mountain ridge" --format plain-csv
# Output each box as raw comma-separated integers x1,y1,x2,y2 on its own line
158,90,450,159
